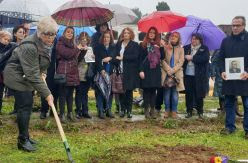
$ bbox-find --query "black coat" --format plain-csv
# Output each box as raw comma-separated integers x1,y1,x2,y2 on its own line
116,41,140,90
219,31,248,96
183,44,210,98
139,44,165,88
94,44,116,75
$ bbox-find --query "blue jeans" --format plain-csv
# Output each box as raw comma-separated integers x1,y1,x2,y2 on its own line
225,95,248,132
96,88,113,113
164,87,178,112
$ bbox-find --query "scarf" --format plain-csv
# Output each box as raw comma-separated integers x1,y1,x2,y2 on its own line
147,43,160,69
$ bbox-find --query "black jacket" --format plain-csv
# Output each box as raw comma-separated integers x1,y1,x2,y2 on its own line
94,44,116,75
139,44,165,88
183,44,210,98
115,40,140,90
219,31,248,96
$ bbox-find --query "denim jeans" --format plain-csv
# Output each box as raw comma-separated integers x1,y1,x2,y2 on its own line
96,88,113,113
164,86,178,112
225,95,248,132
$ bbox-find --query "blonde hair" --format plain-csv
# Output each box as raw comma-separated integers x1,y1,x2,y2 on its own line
119,27,135,41
37,16,58,37
0,30,12,40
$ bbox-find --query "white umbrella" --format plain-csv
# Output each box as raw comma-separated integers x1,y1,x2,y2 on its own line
105,4,137,27
0,0,50,22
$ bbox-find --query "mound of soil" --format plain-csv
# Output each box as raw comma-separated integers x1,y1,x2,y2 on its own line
90,145,215,163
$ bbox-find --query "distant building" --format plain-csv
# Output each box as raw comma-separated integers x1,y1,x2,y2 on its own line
218,25,232,36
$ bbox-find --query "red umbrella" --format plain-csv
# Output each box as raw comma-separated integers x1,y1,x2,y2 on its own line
52,0,113,27
138,11,187,33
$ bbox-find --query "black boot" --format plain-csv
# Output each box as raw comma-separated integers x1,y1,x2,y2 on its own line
82,112,92,119
28,138,38,145
40,112,47,119
59,114,66,123
150,107,156,119
185,112,192,118
17,137,36,152
67,112,76,122
144,107,150,119
106,109,115,118
98,110,105,119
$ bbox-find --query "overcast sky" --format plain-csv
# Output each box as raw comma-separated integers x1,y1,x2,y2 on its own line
44,0,248,25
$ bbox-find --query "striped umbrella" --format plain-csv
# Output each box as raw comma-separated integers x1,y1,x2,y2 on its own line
52,0,113,27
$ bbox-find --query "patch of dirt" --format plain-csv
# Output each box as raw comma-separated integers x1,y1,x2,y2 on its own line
90,145,215,163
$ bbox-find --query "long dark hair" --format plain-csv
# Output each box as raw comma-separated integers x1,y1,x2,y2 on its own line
12,25,25,42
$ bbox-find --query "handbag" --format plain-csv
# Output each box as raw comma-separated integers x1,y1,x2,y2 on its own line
111,67,125,94
163,75,179,88
54,61,67,84
86,63,95,80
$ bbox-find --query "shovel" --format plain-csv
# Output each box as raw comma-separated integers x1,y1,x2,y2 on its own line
42,76,74,163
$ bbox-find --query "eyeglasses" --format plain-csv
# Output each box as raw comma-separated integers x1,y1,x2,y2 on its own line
42,32,56,38
232,24,243,28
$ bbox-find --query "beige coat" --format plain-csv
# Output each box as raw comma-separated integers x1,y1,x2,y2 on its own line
161,45,185,91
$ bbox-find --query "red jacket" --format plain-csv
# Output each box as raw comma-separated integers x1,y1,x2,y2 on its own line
56,37,80,86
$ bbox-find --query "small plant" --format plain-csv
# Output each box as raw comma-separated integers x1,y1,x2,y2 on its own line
163,119,178,129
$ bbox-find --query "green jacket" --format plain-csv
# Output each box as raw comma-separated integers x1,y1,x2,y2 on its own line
4,33,51,98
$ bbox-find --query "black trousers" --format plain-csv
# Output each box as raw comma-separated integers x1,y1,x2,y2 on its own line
155,88,164,111
13,90,33,139
143,88,157,109
0,83,4,112
40,85,59,114
75,81,91,115
184,75,204,114
59,85,75,115
119,90,133,113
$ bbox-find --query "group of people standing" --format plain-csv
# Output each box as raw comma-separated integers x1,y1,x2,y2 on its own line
0,15,248,152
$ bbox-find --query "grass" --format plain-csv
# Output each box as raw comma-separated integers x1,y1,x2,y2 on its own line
0,95,247,162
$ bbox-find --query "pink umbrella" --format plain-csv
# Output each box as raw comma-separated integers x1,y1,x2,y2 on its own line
52,0,113,27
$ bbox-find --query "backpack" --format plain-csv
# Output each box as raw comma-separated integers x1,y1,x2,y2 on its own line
0,41,37,72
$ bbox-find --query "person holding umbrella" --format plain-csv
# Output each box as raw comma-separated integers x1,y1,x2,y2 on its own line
183,33,210,119
115,27,140,118
94,30,115,119
139,27,165,119
3,16,58,152
91,23,110,49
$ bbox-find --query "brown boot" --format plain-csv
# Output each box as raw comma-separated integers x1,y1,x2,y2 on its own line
171,112,177,119
150,107,156,119
164,111,170,118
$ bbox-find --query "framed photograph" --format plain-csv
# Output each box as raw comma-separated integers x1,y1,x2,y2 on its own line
225,57,244,80
84,47,95,63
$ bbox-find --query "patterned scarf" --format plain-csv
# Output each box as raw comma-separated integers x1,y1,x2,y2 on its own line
147,43,161,69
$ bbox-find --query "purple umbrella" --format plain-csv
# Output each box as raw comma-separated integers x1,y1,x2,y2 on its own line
175,15,226,50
